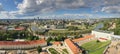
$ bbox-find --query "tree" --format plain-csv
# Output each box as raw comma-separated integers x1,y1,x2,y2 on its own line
74,35,83,39
67,26,78,31
57,36,65,41
53,37,58,41
79,35,83,38
37,46,42,53
34,36,39,40
47,37,52,43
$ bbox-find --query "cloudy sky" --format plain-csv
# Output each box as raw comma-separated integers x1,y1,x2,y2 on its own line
0,0,120,19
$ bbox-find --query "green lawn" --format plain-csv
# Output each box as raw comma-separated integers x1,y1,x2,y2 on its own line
48,48,60,54
81,40,110,54
62,49,69,54
89,47,106,54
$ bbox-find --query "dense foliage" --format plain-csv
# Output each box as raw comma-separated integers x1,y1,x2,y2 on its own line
101,19,120,35
67,26,79,31
47,36,67,43
37,46,42,53
0,30,39,41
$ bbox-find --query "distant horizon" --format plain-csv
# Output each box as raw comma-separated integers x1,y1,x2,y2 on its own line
0,17,119,20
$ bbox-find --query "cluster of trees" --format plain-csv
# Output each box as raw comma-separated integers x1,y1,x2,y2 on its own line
66,26,79,31
111,19,120,35
26,36,39,40
113,19,120,35
100,21,110,30
46,29,91,36
37,46,42,53
35,30,49,35
101,19,120,35
0,30,38,41
74,35,83,39
47,36,67,43
47,35,83,44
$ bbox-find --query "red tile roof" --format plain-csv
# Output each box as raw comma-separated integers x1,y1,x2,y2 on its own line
15,27,25,30
65,39,82,54
53,41,61,45
0,39,46,45
73,35,93,42
40,52,48,54
99,38,107,40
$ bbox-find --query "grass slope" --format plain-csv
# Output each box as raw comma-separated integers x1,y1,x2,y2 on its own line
48,48,60,54
81,40,110,54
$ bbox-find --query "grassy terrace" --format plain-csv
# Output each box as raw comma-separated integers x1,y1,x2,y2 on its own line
62,49,69,54
48,48,60,54
81,40,111,54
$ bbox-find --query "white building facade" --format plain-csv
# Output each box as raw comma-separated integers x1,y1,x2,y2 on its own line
91,30,114,40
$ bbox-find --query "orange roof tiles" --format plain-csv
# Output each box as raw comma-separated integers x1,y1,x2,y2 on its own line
53,41,61,45
99,38,107,40
73,35,93,42
15,27,25,30
0,39,46,45
65,39,82,54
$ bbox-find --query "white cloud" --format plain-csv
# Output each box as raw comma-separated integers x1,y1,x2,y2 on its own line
16,0,120,15
82,0,120,14
101,5,120,13
16,0,85,15
104,0,120,5
1,0,120,19
0,3,16,19
0,11,16,19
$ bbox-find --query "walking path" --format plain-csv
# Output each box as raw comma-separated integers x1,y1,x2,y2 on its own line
43,46,67,54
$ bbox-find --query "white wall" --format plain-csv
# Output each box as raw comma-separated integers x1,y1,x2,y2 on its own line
92,31,113,40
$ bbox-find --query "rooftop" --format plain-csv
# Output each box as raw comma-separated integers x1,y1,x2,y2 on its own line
0,39,46,45
53,41,61,45
15,27,25,30
99,38,108,40
40,52,48,54
65,39,82,54
73,35,93,42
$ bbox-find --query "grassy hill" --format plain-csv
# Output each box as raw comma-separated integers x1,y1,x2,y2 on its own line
81,40,111,54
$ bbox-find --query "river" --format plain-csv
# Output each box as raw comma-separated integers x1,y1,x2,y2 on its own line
94,23,104,30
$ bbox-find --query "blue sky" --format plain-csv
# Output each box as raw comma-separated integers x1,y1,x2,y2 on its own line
0,0,22,11
0,0,120,19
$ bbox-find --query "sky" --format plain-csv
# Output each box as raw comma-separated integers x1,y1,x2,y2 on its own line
0,0,120,19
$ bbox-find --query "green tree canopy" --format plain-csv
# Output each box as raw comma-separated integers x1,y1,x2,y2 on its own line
37,46,42,53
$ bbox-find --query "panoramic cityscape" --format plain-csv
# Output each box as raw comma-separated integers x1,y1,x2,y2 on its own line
0,0,120,54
